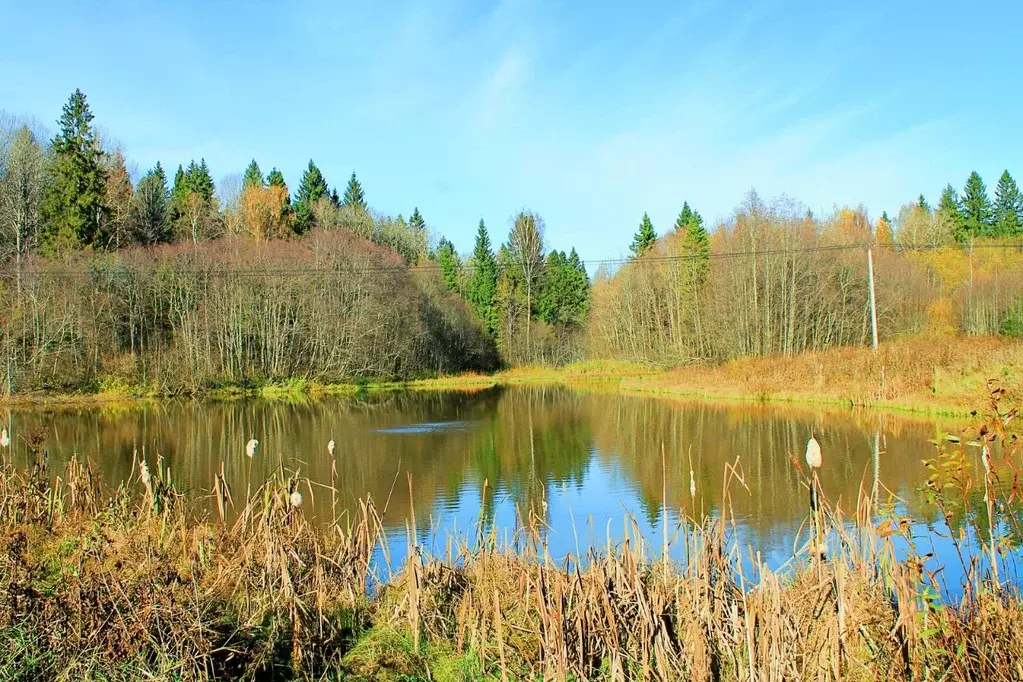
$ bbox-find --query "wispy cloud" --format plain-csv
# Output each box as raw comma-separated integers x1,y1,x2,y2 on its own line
475,47,530,131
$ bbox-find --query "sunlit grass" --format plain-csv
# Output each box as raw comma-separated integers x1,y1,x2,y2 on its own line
2,393,1022,680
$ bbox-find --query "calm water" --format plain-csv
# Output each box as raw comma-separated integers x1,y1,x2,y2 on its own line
4,386,1013,589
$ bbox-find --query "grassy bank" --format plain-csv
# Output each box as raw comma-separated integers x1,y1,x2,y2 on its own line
0,338,1018,418
440,338,1023,417
617,337,1023,417
2,398,1022,681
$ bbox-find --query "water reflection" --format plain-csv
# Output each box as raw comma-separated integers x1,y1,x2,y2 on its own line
1,387,984,572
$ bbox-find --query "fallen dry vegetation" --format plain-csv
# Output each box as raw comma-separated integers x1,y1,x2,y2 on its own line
1,395,1023,681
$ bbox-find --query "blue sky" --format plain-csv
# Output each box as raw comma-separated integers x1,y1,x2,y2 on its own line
2,0,1020,260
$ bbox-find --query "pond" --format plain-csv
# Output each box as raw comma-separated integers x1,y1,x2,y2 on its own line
3,385,1015,592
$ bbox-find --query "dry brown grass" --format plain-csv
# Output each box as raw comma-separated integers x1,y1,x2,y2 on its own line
2,394,1023,680
625,336,1023,415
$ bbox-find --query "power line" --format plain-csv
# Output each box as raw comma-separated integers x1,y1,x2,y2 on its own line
0,241,1021,280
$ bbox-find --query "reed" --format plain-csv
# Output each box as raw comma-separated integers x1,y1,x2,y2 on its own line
0,398,1021,680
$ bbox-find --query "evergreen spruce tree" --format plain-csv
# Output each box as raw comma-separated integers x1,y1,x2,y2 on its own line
676,204,691,230
342,171,366,210
680,210,710,284
629,212,657,256
937,184,967,243
466,219,499,336
409,207,426,233
266,168,290,206
329,187,341,208
39,88,108,253
435,237,461,291
674,201,701,232
294,160,328,233
132,162,170,245
192,159,216,201
169,159,218,242
169,164,187,224
537,249,589,325
917,194,930,211
962,171,994,238
568,247,590,320
994,170,1023,237
243,159,264,188
266,168,286,188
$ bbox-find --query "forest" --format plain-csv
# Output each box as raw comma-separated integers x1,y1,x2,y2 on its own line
2,89,1023,395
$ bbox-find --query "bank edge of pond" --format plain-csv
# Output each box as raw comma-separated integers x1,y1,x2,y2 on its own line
0,372,981,420
0,351,1000,422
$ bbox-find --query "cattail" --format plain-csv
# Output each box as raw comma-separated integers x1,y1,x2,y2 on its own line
0,429,9,448
328,439,335,456
290,490,304,508
246,438,259,458
982,444,992,475
139,460,151,486
689,469,696,499
805,433,822,470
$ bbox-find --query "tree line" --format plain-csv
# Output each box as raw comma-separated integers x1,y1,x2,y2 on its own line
4,89,1023,392
595,176,1023,364
0,90,595,393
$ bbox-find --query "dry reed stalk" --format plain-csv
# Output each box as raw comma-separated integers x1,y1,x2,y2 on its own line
3,399,1023,681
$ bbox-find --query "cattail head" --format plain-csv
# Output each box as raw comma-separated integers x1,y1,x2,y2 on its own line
0,429,9,448
290,490,304,508
139,460,151,486
689,469,696,499
327,439,335,456
246,438,259,459
982,445,992,475
805,435,822,470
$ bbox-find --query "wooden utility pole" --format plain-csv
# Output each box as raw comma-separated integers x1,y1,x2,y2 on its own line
867,248,879,353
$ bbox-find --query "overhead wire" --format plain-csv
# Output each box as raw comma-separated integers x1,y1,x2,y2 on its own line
0,240,1021,280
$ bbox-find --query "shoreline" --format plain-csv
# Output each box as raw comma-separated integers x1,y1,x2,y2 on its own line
1,337,1018,420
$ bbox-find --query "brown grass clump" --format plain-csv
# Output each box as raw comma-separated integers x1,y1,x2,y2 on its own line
2,393,1023,680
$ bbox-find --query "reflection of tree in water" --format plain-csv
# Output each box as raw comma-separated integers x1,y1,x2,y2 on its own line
587,395,948,547
466,386,592,529
4,388,965,556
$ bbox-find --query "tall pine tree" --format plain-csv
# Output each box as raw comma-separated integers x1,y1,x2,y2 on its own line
294,160,328,233
435,237,461,291
537,249,589,325
937,184,967,243
168,164,187,227
961,171,994,238
994,170,1022,237
266,168,289,204
40,89,108,253
630,212,657,256
466,219,499,336
409,207,426,233
679,207,709,284
132,162,170,245
342,171,366,210
192,159,216,201
168,159,219,242
243,160,264,188
674,201,702,232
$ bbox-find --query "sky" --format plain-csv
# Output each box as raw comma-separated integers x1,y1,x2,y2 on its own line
2,0,1021,261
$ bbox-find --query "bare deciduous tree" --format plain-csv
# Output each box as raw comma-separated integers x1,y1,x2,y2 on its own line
0,125,45,293
507,210,545,355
